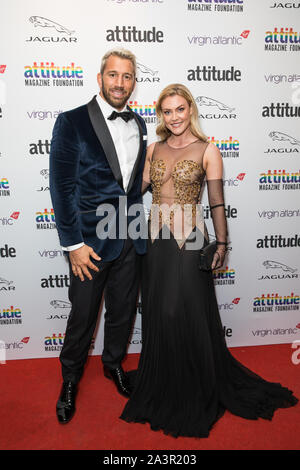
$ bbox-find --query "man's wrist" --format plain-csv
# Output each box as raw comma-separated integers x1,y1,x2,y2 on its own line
61,242,85,252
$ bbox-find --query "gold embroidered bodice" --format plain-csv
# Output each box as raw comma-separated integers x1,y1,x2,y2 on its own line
148,139,209,248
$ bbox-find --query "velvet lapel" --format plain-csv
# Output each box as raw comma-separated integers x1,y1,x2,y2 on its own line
87,95,124,191
126,106,144,194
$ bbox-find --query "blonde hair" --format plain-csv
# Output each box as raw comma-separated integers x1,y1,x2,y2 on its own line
155,83,208,142
100,48,136,76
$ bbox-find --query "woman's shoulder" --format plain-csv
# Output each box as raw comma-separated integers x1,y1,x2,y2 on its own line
146,140,164,161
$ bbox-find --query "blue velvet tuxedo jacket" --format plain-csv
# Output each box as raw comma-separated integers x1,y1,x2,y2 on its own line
49,95,148,261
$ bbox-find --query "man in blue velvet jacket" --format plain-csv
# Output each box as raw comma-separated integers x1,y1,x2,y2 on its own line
50,48,148,424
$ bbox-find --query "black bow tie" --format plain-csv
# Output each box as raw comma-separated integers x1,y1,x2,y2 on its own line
108,111,133,123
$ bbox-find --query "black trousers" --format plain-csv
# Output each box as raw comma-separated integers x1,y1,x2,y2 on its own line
60,237,141,384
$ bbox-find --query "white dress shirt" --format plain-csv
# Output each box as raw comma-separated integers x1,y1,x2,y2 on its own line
62,94,140,252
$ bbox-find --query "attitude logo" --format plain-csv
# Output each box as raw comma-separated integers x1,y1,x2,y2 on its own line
253,292,300,313
35,209,56,230
187,65,241,82
136,62,160,84
258,169,300,190
264,131,300,156
40,274,70,288
24,62,84,87
26,16,78,43
262,102,300,118
203,204,237,220
256,234,300,249
106,26,164,43
0,65,6,74
265,27,300,52
0,178,10,196
44,333,65,351
188,29,249,47
213,266,235,285
0,306,22,325
196,96,237,119
0,244,16,258
208,136,240,158
128,100,156,123
187,0,244,12
258,260,298,281
0,212,20,227
29,139,51,156
44,333,94,351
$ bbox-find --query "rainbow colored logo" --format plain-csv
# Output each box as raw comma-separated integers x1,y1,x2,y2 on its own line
24,62,83,79
35,209,56,230
213,266,235,285
259,170,300,184
0,306,22,325
0,178,10,196
253,292,300,312
35,208,55,223
265,28,300,44
44,333,65,351
129,100,156,123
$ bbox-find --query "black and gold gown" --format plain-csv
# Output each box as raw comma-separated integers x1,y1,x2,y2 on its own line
120,140,298,438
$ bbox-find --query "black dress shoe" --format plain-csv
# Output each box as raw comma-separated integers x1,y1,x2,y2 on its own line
56,381,77,424
103,365,132,398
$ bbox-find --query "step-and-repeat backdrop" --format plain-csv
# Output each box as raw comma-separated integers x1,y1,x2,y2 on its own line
1,0,300,361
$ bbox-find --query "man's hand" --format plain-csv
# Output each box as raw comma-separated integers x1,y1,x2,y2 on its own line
69,245,101,281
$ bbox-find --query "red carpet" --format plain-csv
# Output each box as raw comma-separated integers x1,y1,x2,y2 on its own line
1,343,299,450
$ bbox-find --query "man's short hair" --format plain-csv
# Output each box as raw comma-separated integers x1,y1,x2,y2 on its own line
100,48,136,76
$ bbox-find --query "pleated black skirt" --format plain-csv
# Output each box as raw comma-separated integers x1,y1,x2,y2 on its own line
120,228,298,438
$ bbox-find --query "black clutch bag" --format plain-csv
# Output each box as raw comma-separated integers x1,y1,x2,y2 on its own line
198,240,217,271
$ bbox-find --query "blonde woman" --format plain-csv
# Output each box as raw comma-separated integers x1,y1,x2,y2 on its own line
120,84,297,438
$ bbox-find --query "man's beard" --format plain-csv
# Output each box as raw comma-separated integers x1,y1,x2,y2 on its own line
101,79,133,110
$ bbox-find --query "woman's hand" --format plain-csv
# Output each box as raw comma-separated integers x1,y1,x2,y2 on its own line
211,246,226,270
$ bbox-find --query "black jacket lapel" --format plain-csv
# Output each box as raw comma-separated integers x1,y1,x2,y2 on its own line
87,95,124,191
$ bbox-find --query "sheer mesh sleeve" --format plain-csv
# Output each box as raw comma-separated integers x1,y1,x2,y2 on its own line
207,178,228,268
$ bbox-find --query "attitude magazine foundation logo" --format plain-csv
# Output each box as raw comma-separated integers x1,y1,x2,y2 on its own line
35,209,56,229
253,292,300,313
265,27,300,52
24,62,84,87
0,178,10,196
187,0,244,12
258,169,300,190
208,136,240,158
0,306,22,325
128,100,156,123
213,266,235,285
